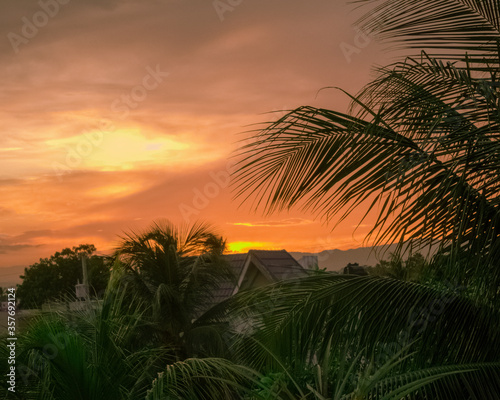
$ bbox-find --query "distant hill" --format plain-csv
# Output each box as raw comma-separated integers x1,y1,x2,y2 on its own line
1,244,434,286
290,244,400,272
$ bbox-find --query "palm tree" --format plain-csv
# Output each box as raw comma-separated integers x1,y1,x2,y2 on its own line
234,0,500,305
114,220,235,359
223,275,500,399
0,268,170,400
0,245,237,400
144,275,500,399
217,1,500,398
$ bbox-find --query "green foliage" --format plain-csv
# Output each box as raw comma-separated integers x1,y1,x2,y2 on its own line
5,1,500,397
17,244,111,309
114,220,235,359
216,275,500,399
4,264,500,399
0,267,173,400
368,252,427,282
310,264,328,275
233,0,500,306
0,287,7,301
250,372,289,399
16,262,485,397
146,358,260,400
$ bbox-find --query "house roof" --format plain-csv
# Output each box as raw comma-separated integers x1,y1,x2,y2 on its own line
209,253,247,306
247,250,308,282
207,250,307,310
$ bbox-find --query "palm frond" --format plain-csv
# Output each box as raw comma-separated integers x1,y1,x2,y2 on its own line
145,358,261,400
352,0,500,67
207,275,500,398
224,276,499,372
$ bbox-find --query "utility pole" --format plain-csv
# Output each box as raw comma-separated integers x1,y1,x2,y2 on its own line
75,253,90,300
82,253,88,289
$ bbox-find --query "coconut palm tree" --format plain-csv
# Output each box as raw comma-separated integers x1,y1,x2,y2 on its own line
114,220,235,359
144,274,500,399
234,0,500,305
216,1,500,398
224,275,500,399
0,242,235,400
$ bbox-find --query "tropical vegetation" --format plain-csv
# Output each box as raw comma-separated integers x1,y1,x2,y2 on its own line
234,0,500,306
17,244,110,309
112,220,234,359
230,0,500,396
366,252,427,281
2,0,500,398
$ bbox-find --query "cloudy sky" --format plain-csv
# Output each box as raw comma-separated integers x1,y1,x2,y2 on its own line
0,0,390,282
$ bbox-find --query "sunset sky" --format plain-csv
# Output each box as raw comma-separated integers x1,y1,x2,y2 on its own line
0,0,391,283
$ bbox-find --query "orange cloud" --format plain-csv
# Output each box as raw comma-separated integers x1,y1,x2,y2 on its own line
231,218,314,228
0,0,391,285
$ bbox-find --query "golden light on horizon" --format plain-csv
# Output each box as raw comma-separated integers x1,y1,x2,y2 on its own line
227,241,279,253
0,0,386,282
0,147,23,152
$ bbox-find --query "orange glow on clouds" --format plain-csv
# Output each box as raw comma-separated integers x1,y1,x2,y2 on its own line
231,219,314,228
0,0,390,285
84,182,145,198
46,128,195,171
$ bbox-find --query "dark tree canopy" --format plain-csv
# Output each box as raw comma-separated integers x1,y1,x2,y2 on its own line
367,252,427,281
17,244,111,309
114,220,234,359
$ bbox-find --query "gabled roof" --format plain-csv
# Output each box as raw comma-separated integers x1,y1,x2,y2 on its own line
208,253,246,306
242,250,308,283
207,250,307,311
